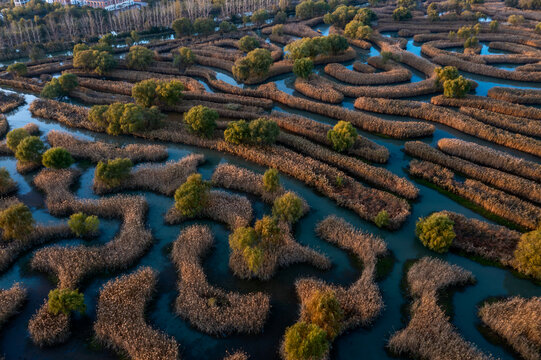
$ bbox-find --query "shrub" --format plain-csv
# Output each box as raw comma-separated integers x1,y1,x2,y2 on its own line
239,36,260,53
374,210,390,228
224,120,250,145
304,290,344,340
219,21,236,32
29,46,46,61
293,58,314,79
285,35,348,61
0,168,15,194
47,289,86,316
172,18,193,37
6,63,27,76
229,226,258,251
41,73,78,99
415,213,455,253
173,47,195,68
272,24,284,36
323,5,358,28
0,203,34,241
284,321,329,360
42,147,74,169
132,79,184,107
73,50,116,75
327,121,357,152
174,173,211,217
490,20,500,31
427,3,439,20
89,102,164,135
514,230,541,280
398,0,416,8
126,45,154,70
156,80,184,106
193,17,215,35
296,0,330,19
249,118,280,145
272,192,303,223
508,14,524,25
132,79,157,108
95,158,133,187
243,245,264,273
184,105,218,138
6,128,30,152
464,36,479,48
263,168,280,192
69,212,99,238
232,48,273,82
435,66,459,86
392,7,412,21
326,34,349,54
73,43,90,56
536,22,541,33
255,215,282,246
345,21,372,40
15,136,45,164
275,10,287,24
251,9,269,25
443,76,471,98
354,8,377,25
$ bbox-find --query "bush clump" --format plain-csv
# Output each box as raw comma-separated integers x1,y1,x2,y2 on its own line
126,45,154,70
239,36,260,53
95,158,133,187
0,203,34,241
284,321,329,360
293,58,314,79
73,49,116,75
183,105,218,138
42,147,74,169
251,9,269,24
6,128,30,152
435,66,459,86
344,21,373,40
415,213,455,253
296,0,330,19
443,75,471,98
173,47,195,68
514,230,541,280
327,121,357,152
193,17,215,35
7,63,27,76
0,168,15,194
272,192,303,224
232,48,273,82
15,136,45,164
263,168,280,192
89,102,164,135
68,212,100,238
304,290,344,340
224,118,280,146
132,79,184,108
172,18,193,37
174,173,211,217
47,288,86,316
41,73,79,99
392,6,412,21
374,209,390,228
285,35,348,61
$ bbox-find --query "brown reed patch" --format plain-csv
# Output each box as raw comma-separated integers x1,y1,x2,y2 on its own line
324,60,412,85
28,301,70,347
0,283,26,329
488,87,541,105
458,106,541,137
0,91,25,113
94,267,180,360
0,77,43,94
293,77,344,104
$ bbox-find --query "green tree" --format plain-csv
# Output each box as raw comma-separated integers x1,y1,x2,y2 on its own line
323,5,358,28
73,43,90,56
172,17,193,38
415,213,455,253
58,73,78,93
254,215,282,246
224,120,250,145
305,290,344,340
443,75,471,98
293,58,313,79
173,47,195,68
233,48,273,81
435,66,459,86
327,34,349,54
327,121,357,152
184,105,218,138
272,24,284,36
275,10,288,24
464,36,479,48
193,17,215,35
374,210,390,228
251,9,269,25
0,203,34,241
263,168,280,192
508,14,524,24
427,3,439,20
47,288,86,316
94,51,116,75
219,21,236,32
514,230,541,280
284,321,329,360
132,79,157,108
73,49,97,70
248,118,279,145
355,8,377,25
68,212,99,238
156,80,184,106
29,45,46,61
6,63,27,76
0,168,15,194
6,128,30,152
126,45,154,70
490,20,500,31
242,245,264,273
239,36,260,53
536,22,541,33
229,226,258,251
174,173,211,217
273,192,303,223
41,74,78,99
95,158,133,187
42,147,73,169
15,136,45,164
392,6,412,21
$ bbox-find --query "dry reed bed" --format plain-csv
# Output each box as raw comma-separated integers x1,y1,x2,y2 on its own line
413,33,541,48
223,353,248,360
478,296,541,360
0,115,7,138
165,190,252,230
94,267,180,360
437,138,541,183
258,83,435,139
516,63,541,72
77,77,133,96
47,130,168,164
0,283,26,329
458,106,541,137
431,94,541,120
25,62,72,77
269,111,389,163
211,163,309,212
279,131,419,199
0,77,43,94
354,97,541,157
487,87,541,105
93,154,204,196
69,86,133,105
388,257,491,360
293,77,344,104
324,61,412,86
408,159,541,230
488,42,541,56
352,63,376,73
28,300,70,347
0,91,25,113
172,225,270,334
30,99,411,229
163,99,264,119
404,141,541,203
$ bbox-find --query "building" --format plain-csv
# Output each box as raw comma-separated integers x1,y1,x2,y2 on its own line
81,0,134,10
13,0,31,6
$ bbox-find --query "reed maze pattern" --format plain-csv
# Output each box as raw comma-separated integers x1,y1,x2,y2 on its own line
0,0,540,359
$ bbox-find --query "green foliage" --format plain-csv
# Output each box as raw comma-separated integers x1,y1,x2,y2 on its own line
464,36,479,48
293,58,314,79
344,20,372,40
285,35,348,61
156,80,184,106
229,226,258,251
374,210,390,228
132,79,184,108
0,203,34,241
381,51,400,64
443,75,471,98
251,9,269,25
47,288,86,316
132,79,157,108
398,0,416,8
73,49,116,75
173,47,195,68
224,118,279,145
224,120,250,145
239,36,260,53
29,45,46,61
272,192,303,224
232,48,273,82
242,245,264,273
263,168,280,192
272,24,285,36
7,63,27,76
172,18,193,37
284,321,329,360
95,158,133,187
73,43,90,56
323,5,358,28
456,24,480,39
296,0,330,19
275,10,288,24
490,20,500,32
518,0,541,9
435,66,459,86
15,136,44,164
305,290,344,340
126,45,154,70
184,105,218,138
327,121,357,152
193,17,215,35
41,73,78,99
6,128,30,152
99,33,115,46
89,102,164,135
68,212,99,238
508,14,524,24
219,21,236,32
0,168,15,194
42,147,73,169
354,8,377,25
415,213,455,253
392,6,412,21
514,230,541,280
174,173,210,217
427,3,439,20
